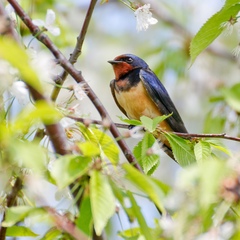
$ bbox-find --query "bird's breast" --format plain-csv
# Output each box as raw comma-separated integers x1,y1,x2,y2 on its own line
114,81,171,131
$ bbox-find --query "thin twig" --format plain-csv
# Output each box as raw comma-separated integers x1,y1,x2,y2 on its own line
7,0,142,171
51,0,97,101
69,116,240,143
0,177,22,240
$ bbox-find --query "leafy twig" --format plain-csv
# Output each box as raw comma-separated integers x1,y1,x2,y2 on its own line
7,0,142,171
51,0,97,101
69,116,240,143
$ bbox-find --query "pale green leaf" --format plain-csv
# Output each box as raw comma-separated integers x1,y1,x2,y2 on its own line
78,141,100,157
194,141,211,163
6,226,38,237
90,170,115,236
164,133,196,166
2,206,44,227
10,141,45,173
190,4,240,63
140,115,171,132
224,0,240,9
91,128,119,164
51,155,92,189
133,132,159,174
208,141,232,156
39,228,62,240
127,191,153,240
119,116,142,126
221,83,240,112
0,38,42,91
203,111,226,133
123,163,167,214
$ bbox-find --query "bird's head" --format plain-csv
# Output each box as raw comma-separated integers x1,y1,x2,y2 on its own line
108,54,148,80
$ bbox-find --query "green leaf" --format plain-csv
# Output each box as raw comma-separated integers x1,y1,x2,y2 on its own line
78,141,101,157
10,141,45,173
203,111,226,133
6,226,38,237
207,140,232,156
123,163,168,214
90,170,115,236
224,0,240,9
13,101,62,134
194,141,211,163
39,228,62,240
51,155,92,189
190,4,240,63
127,191,153,240
140,115,171,132
119,116,142,126
164,133,196,166
91,128,119,164
76,190,93,237
2,206,44,227
0,38,42,92
118,227,141,239
133,132,159,174
78,123,119,164
221,83,240,112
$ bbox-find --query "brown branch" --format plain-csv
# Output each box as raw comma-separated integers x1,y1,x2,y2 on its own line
0,177,22,240
51,0,97,101
7,0,142,172
70,116,240,143
47,207,88,240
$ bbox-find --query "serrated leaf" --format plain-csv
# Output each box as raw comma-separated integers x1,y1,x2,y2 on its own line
119,116,142,126
203,111,226,133
224,0,240,9
123,163,167,214
194,141,211,163
140,115,171,132
133,132,159,174
0,38,42,92
6,226,38,237
90,170,115,236
127,191,153,240
51,155,92,189
164,133,196,166
190,4,240,63
91,128,119,164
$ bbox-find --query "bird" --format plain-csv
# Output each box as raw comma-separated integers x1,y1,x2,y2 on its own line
108,53,188,160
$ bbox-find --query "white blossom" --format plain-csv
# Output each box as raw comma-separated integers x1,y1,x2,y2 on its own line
134,4,158,32
73,83,87,101
33,9,60,36
220,21,234,36
9,81,29,106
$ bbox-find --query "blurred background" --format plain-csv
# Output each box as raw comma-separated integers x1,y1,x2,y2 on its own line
3,0,240,238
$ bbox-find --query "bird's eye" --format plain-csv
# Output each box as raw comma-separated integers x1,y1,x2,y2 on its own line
125,57,133,63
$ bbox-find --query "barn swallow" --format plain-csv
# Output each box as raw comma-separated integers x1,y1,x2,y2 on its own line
108,54,188,160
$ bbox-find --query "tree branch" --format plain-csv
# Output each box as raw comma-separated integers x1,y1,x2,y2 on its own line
69,116,240,143
51,0,97,101
7,0,142,171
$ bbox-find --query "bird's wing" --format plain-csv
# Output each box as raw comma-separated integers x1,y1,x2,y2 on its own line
140,69,188,133
110,79,128,117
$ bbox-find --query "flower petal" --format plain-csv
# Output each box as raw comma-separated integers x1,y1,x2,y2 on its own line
32,19,45,27
47,26,60,36
45,9,56,26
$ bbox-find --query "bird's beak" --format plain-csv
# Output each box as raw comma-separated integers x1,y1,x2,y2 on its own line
108,60,122,65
